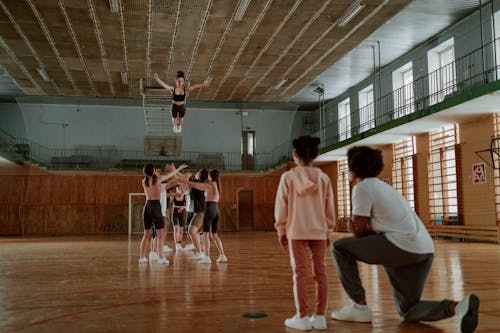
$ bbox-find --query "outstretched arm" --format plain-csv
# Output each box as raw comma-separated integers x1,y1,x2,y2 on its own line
186,180,211,191
186,79,208,93
160,163,188,182
153,72,174,92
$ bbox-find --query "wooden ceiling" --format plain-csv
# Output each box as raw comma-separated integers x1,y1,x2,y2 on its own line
0,0,411,104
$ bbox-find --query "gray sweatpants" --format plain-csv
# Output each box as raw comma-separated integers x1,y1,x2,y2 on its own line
331,234,454,322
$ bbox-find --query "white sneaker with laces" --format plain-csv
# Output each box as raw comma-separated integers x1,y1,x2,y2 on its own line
138,257,148,264
331,303,372,323
175,243,183,251
157,257,169,265
216,255,228,263
163,245,173,253
309,315,327,330
148,251,159,262
199,256,211,264
188,252,205,261
455,294,480,333
184,244,195,251
284,314,312,331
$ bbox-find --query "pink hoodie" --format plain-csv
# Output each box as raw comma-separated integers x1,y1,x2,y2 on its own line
274,166,335,240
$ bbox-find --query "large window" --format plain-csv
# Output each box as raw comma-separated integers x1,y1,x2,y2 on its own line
493,114,500,223
392,62,414,118
493,10,500,78
428,124,460,225
428,38,456,105
337,160,351,221
359,84,374,132
338,98,351,141
392,137,416,209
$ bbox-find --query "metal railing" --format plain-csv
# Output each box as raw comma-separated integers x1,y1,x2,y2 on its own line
314,38,500,148
2,39,500,171
0,134,294,171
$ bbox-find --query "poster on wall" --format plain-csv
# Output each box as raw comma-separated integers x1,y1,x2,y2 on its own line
472,163,487,184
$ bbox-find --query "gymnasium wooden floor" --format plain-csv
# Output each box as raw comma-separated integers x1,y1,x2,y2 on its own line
0,232,498,333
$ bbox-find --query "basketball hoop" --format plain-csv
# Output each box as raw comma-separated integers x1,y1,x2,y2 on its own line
475,136,500,169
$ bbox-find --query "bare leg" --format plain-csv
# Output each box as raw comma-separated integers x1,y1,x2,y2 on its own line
156,229,166,259
140,229,152,258
210,233,225,256
189,226,201,253
203,232,210,257
175,225,183,244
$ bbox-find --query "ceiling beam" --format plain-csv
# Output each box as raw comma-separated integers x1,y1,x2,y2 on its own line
145,0,152,86
226,0,303,100
164,0,182,82
194,0,240,100
87,0,115,96
0,1,61,95
279,0,390,99
211,0,273,100
118,0,132,97
243,0,332,101
58,0,97,96
0,36,43,95
26,0,80,96
186,0,213,79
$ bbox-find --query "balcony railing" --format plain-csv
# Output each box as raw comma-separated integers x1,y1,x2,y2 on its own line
315,38,500,149
0,134,294,172
2,39,499,171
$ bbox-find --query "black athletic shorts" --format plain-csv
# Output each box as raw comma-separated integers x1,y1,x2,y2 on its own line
143,200,165,230
171,103,186,118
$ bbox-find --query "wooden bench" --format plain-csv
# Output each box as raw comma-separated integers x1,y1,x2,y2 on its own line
426,224,499,244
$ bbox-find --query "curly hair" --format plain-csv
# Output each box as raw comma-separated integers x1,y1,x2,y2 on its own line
347,146,384,178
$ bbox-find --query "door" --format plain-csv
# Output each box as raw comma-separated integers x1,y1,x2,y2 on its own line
242,131,255,170
237,189,254,231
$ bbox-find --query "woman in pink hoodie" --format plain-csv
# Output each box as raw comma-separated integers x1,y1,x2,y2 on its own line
274,136,336,331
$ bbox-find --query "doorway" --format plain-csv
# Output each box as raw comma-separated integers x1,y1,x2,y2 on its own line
237,189,253,231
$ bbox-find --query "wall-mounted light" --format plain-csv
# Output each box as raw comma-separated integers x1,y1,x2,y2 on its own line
109,0,120,13
37,67,50,82
234,0,251,21
274,77,287,90
121,71,128,85
339,1,365,28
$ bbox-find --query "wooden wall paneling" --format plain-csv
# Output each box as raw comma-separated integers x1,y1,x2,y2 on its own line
21,205,44,235
0,205,22,235
84,176,97,205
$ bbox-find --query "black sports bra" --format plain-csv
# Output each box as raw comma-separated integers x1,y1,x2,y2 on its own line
172,86,186,102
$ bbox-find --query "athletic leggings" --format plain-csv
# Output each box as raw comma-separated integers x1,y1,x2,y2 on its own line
202,202,219,233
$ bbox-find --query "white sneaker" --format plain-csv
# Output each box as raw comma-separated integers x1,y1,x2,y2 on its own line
309,315,327,330
163,245,173,253
175,243,183,251
216,255,228,263
331,303,372,323
284,314,312,331
199,256,212,264
138,257,148,264
157,257,169,265
178,125,182,133
188,252,205,261
148,251,159,262
183,243,195,251
173,125,178,133
455,294,479,333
